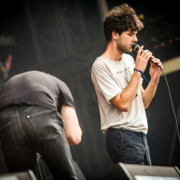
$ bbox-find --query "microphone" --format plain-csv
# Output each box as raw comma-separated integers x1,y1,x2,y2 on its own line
132,43,160,67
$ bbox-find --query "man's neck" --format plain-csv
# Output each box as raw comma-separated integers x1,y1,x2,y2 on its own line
101,42,124,61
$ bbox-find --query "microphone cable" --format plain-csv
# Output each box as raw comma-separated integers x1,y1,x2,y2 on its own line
161,68,180,143
132,43,180,143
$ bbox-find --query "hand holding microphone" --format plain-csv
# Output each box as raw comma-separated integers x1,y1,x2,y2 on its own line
133,45,152,73
132,43,163,69
132,43,163,82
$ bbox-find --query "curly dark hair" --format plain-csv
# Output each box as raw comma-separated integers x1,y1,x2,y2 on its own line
103,3,143,42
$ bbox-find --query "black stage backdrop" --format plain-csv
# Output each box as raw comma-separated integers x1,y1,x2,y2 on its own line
0,0,180,179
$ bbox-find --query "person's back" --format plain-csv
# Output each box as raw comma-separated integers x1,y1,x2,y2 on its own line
0,71,74,113
0,71,82,180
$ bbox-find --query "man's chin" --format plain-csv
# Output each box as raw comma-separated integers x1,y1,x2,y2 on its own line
125,48,132,53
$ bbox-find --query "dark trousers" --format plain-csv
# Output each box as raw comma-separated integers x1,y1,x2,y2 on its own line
106,128,152,165
0,105,77,180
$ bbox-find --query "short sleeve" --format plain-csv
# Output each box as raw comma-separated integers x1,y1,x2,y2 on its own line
91,65,122,104
60,82,75,110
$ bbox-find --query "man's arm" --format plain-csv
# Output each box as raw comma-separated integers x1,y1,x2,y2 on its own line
110,71,141,111
61,104,82,145
110,46,152,112
140,57,163,108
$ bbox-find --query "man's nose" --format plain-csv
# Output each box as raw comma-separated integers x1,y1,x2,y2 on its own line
133,35,137,42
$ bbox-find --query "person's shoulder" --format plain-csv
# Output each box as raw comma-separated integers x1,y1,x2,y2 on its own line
92,57,104,66
92,57,112,68
31,71,65,86
7,71,40,81
92,57,109,74
16,70,49,79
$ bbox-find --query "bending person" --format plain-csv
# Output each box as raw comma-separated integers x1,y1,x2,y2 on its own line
0,70,82,180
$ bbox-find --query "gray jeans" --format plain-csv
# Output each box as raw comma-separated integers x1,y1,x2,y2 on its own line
0,105,77,180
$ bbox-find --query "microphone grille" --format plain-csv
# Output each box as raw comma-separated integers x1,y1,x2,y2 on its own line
132,43,140,52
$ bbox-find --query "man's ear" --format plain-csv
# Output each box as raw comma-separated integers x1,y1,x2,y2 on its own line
112,31,119,40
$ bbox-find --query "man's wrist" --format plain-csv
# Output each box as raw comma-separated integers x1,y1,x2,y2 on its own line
134,70,142,76
134,68,142,75
134,68,149,83
150,76,160,84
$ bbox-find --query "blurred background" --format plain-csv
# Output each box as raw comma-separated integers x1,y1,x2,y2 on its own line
0,0,180,179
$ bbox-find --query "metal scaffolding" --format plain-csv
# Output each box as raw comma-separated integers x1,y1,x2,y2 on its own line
24,0,89,64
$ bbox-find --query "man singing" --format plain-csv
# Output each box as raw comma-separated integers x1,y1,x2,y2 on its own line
0,71,82,180
91,3,162,165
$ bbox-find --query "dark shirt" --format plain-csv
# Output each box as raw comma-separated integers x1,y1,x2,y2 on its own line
0,71,75,113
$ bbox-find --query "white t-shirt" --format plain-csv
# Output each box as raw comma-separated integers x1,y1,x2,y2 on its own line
91,54,148,134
